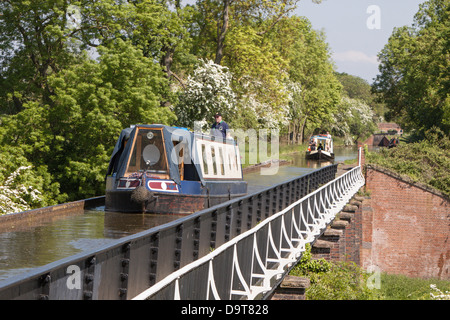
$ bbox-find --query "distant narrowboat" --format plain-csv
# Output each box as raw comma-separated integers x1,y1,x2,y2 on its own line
105,124,247,214
306,134,334,161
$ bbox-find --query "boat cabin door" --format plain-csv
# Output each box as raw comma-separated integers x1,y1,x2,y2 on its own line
173,140,185,181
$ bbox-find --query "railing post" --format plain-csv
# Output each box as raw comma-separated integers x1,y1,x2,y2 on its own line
119,243,131,300
265,190,272,219
174,225,183,271
193,217,201,260
257,193,263,224
149,233,159,287
210,210,218,250
246,196,255,231
38,273,51,300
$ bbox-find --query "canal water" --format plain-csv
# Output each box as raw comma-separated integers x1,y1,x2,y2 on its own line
0,146,358,281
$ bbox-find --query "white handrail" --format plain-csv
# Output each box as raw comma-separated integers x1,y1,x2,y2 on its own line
133,165,365,300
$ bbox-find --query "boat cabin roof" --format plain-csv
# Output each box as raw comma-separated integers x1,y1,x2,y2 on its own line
311,134,332,140
106,124,242,186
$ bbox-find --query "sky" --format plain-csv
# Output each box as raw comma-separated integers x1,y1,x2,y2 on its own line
294,0,426,84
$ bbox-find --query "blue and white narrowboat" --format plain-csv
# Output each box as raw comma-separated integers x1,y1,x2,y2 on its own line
105,124,247,214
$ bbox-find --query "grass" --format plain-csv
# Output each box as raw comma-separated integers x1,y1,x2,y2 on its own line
365,127,450,197
379,273,450,300
289,246,450,300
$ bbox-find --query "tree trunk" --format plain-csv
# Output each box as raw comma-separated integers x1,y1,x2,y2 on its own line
299,116,308,144
288,122,292,144
161,45,174,78
161,45,185,89
293,122,298,144
215,0,230,65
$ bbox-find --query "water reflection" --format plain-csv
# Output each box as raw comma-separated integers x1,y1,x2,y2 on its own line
0,210,184,281
0,146,358,282
245,146,358,193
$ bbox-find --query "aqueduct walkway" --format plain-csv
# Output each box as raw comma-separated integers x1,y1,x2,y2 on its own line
0,158,365,300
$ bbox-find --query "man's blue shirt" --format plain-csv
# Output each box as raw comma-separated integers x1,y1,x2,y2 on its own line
211,121,229,139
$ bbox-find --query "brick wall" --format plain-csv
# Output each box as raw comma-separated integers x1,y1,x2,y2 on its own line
311,198,364,264
273,163,449,299
362,165,450,280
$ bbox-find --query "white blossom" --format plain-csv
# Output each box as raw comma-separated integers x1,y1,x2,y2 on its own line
176,59,236,128
0,166,42,215
238,77,296,129
330,96,376,145
430,284,450,300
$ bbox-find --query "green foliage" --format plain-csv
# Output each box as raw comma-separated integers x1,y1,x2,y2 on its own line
290,244,450,300
373,0,450,136
329,97,377,145
290,244,381,300
305,261,382,300
0,0,81,114
336,72,385,119
191,2,341,134
261,16,342,142
1,39,175,201
0,143,64,213
380,273,450,300
366,127,450,196
290,244,332,276
0,0,357,207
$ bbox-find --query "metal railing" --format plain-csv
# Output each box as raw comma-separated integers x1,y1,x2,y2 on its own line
133,165,365,300
0,164,339,300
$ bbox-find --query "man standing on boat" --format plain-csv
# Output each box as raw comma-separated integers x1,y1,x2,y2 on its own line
211,112,231,140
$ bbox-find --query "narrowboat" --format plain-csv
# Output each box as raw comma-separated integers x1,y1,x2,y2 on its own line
105,124,247,214
305,134,334,161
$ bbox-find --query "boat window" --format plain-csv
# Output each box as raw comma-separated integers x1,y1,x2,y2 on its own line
201,144,208,175
218,147,225,175
126,128,168,175
211,147,217,175
196,138,242,179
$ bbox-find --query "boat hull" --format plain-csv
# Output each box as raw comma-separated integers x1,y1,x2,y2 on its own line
305,150,335,161
105,188,246,215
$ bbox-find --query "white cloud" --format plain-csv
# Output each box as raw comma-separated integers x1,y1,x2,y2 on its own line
333,50,379,65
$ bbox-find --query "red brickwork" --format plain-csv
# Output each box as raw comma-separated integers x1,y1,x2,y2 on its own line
363,166,450,280
273,162,449,299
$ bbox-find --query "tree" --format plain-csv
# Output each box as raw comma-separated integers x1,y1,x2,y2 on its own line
0,141,63,213
190,1,326,132
0,0,196,114
175,59,236,129
1,40,175,201
0,166,42,215
278,16,341,143
373,0,450,136
1,0,341,206
199,0,301,65
0,1,183,201
224,23,291,129
0,0,83,114
330,97,376,145
336,72,385,118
